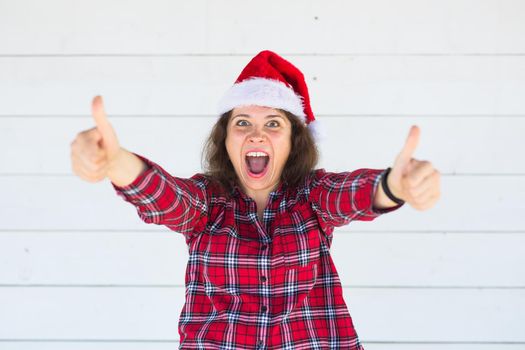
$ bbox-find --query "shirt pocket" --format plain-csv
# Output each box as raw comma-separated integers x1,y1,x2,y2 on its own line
279,210,322,270
278,262,319,318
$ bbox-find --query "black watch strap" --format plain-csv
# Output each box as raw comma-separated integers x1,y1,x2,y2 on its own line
381,167,405,205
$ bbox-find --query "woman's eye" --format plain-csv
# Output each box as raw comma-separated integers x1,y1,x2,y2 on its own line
267,120,280,127
236,120,249,126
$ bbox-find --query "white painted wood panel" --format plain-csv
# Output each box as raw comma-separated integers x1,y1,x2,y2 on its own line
2,174,524,231
365,346,525,350
0,344,178,350
0,343,524,350
1,232,523,287
1,0,524,347
0,343,523,350
1,116,524,174
348,288,525,342
1,0,523,54
0,287,523,342
1,56,524,116
332,233,525,288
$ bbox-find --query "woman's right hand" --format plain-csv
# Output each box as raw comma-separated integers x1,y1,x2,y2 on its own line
70,95,123,183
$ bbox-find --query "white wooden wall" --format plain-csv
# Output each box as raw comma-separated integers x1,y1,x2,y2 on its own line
1,0,524,349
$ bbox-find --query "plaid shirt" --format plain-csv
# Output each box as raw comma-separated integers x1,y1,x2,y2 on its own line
112,152,404,349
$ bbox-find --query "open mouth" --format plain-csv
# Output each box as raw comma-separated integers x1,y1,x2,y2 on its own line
245,151,270,177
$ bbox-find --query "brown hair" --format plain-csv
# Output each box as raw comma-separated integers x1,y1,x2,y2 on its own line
201,109,319,197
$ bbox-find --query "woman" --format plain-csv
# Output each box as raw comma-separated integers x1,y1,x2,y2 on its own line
70,50,441,349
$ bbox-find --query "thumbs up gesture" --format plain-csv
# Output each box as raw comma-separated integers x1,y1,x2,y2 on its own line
70,96,123,182
385,125,441,211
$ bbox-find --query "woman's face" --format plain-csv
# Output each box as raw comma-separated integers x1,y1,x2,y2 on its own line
226,105,292,197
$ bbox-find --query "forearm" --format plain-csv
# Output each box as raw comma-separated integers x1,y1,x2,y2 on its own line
373,176,400,209
108,148,149,187
110,152,209,238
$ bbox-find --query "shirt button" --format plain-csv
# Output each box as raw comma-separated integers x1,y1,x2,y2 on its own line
257,340,264,349
261,305,267,312
260,275,267,282
261,244,268,250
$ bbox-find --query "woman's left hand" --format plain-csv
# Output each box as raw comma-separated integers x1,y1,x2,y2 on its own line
387,125,441,211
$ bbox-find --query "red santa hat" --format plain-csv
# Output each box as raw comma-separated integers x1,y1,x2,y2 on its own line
217,50,322,140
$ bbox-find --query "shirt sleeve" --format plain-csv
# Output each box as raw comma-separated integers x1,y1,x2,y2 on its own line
307,168,404,228
110,152,208,240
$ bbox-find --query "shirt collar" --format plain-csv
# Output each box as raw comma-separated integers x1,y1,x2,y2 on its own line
230,180,287,199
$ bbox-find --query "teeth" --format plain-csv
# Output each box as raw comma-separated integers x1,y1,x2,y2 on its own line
246,151,268,157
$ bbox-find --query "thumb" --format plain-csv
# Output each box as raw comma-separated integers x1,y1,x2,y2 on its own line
393,125,420,175
91,95,120,156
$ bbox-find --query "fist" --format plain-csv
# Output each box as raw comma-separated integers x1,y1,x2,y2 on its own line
387,125,441,211
70,96,122,183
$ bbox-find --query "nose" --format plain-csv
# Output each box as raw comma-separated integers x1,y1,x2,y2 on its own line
248,128,266,143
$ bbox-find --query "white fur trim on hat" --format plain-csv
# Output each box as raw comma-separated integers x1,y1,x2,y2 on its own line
217,77,307,122
307,120,326,142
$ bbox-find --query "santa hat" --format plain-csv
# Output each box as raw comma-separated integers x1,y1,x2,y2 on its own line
217,50,323,141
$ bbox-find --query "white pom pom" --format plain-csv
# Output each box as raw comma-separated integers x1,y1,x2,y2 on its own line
306,120,326,143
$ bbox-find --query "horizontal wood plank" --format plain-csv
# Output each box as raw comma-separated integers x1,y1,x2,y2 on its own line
1,116,524,174
0,342,523,350
1,56,524,115
0,287,522,342
0,0,523,54
0,232,523,287
2,173,524,231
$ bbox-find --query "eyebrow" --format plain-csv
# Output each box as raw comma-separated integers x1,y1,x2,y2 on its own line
232,114,285,120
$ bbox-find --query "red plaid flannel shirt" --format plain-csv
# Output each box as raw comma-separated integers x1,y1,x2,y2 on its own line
112,152,404,349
